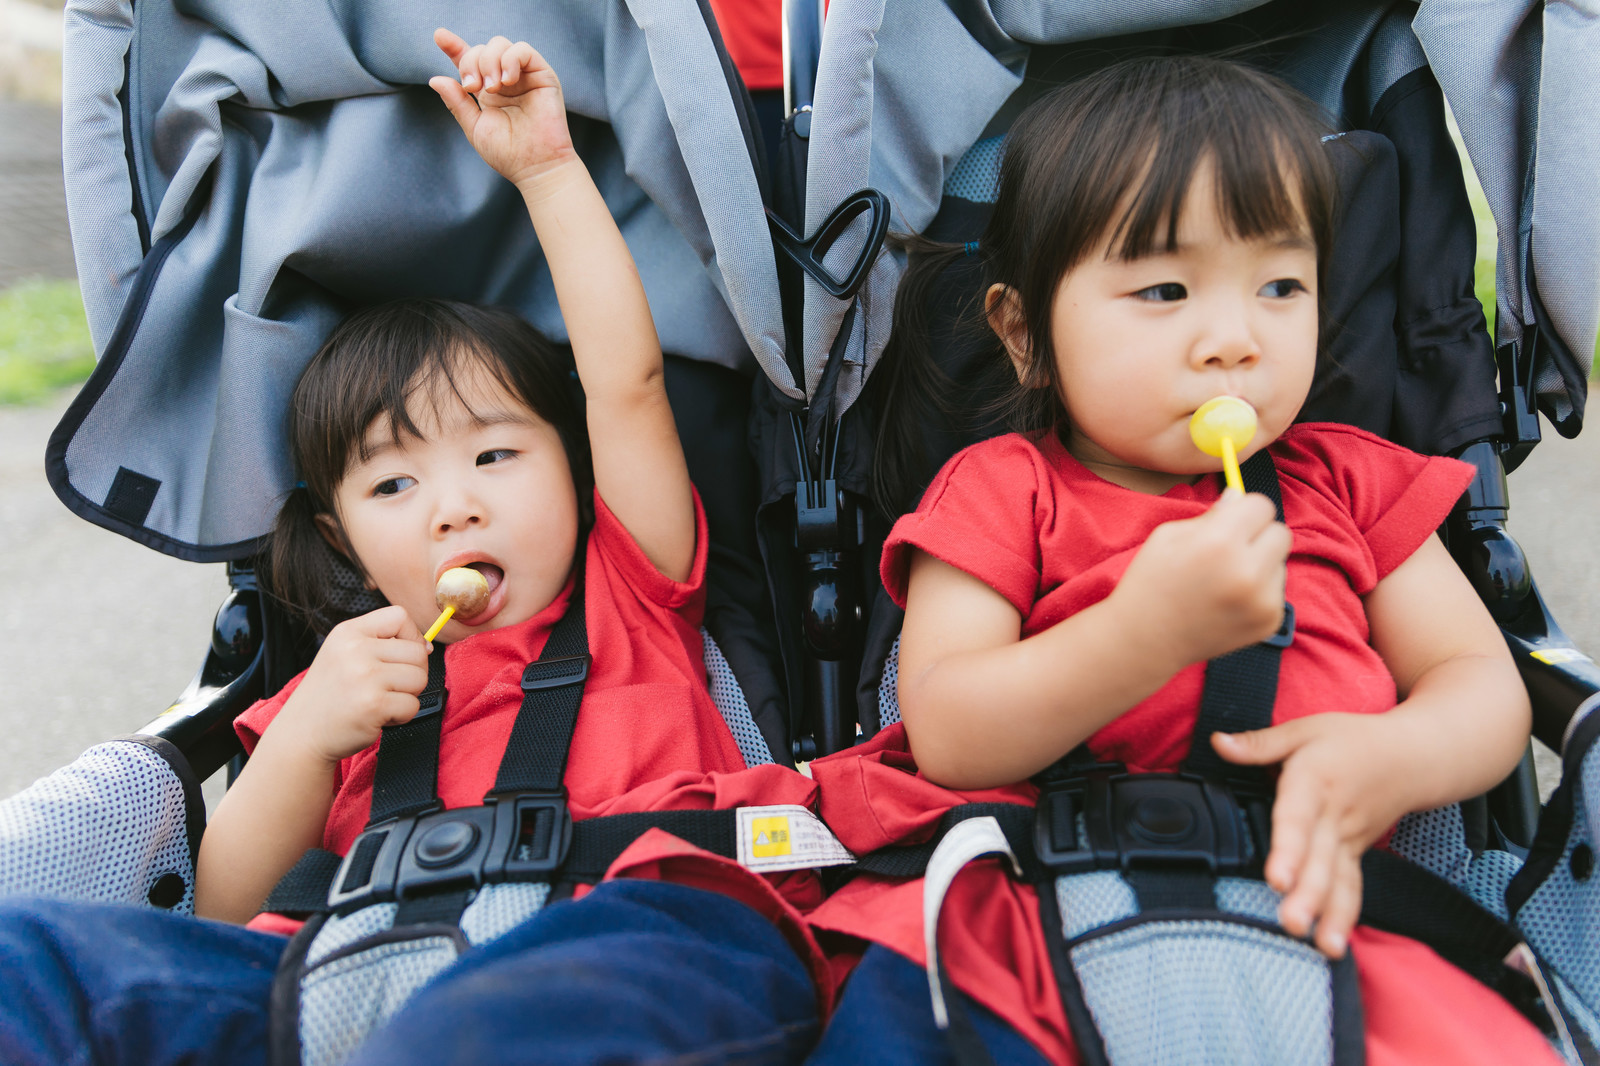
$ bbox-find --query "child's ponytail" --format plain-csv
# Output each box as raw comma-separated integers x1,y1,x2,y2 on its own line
864,233,985,517
262,483,380,636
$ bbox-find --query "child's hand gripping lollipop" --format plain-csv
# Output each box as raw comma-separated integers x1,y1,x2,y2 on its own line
424,567,491,643
1189,396,1258,492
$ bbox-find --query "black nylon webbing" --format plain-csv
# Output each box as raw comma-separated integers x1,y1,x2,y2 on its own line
261,848,344,916
367,649,448,825
563,809,741,882
490,597,589,796
1181,451,1288,785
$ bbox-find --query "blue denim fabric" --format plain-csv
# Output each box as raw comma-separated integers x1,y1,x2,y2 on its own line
349,879,821,1066
0,897,286,1066
806,945,1053,1066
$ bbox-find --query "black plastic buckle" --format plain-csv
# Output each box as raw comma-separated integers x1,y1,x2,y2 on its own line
1263,602,1296,648
484,791,573,880
1033,772,1267,879
327,793,574,912
521,655,590,691
414,685,449,720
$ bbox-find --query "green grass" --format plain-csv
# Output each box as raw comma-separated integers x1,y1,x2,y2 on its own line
0,277,96,405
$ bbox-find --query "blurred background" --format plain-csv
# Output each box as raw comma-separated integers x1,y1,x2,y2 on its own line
0,2,1591,807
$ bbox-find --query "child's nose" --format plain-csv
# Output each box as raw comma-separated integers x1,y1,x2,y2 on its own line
1193,304,1261,370
433,491,485,535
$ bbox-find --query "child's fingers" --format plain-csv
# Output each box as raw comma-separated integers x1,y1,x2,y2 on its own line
1260,759,1322,892
433,27,468,64
475,35,515,91
1278,816,1340,938
456,43,485,91
378,661,429,698
502,41,537,88
379,691,423,728
429,76,482,136
1312,855,1363,958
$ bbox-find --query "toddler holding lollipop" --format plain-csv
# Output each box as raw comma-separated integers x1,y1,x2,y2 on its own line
802,55,1557,1066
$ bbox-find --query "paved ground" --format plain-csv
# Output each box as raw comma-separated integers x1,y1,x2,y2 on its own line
0,99,74,287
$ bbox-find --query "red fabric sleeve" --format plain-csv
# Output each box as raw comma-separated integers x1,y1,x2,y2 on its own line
589,487,709,619
880,436,1047,616
232,673,304,757
1278,424,1474,587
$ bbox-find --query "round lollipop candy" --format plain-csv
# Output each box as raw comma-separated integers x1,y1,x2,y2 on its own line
424,566,491,642
1188,396,1258,493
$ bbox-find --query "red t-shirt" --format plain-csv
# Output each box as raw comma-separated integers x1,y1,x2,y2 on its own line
707,0,782,90
235,491,829,992
808,425,1558,1065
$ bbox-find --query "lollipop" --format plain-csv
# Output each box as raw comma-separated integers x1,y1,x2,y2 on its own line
1188,396,1257,493
424,567,491,642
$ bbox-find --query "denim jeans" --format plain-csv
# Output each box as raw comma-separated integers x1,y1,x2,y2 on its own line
806,945,1052,1066
349,879,821,1066
0,897,286,1066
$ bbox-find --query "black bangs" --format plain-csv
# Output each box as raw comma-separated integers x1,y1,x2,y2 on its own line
1106,66,1334,265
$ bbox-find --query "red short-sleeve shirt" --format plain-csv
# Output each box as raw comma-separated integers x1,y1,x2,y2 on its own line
808,426,1557,1064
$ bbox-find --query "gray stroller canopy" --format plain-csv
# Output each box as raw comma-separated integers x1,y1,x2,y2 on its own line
52,0,1600,561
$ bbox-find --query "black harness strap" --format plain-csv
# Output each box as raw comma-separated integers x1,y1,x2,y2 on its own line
1180,450,1292,788
366,649,448,825
489,606,591,798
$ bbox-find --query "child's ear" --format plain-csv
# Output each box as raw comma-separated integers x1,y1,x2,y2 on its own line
314,513,378,591
985,284,1034,386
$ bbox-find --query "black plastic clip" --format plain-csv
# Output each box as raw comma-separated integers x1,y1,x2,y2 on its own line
1263,602,1296,648
521,655,590,692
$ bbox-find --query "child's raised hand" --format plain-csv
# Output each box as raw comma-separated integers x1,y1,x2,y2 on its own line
1211,714,1414,958
275,605,430,765
1112,489,1291,669
429,28,575,190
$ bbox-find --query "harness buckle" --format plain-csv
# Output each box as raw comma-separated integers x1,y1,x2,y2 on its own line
326,794,573,913
484,791,573,880
1033,772,1268,879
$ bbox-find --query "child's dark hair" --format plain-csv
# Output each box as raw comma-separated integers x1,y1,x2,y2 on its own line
265,298,593,632
870,55,1337,514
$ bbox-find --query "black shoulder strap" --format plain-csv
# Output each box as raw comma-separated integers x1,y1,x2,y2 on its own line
488,594,590,797
1180,450,1293,786
367,647,449,825
364,593,589,828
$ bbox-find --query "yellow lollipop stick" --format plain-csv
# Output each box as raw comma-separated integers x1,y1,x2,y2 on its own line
1188,396,1257,493
423,605,455,643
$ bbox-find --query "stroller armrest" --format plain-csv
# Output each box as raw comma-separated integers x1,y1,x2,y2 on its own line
136,565,263,782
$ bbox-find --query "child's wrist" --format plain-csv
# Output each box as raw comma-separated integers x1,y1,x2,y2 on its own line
513,152,587,205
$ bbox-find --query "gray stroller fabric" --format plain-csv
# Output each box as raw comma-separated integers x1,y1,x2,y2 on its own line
0,738,200,913
57,0,786,560
1414,0,1600,433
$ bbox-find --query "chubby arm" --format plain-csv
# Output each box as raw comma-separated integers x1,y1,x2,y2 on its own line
900,490,1291,788
1214,533,1530,956
430,30,694,581
196,607,429,923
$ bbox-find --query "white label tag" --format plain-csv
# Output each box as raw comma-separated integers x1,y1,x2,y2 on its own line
735,805,856,873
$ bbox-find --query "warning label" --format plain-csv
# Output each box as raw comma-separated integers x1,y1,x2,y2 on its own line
735,805,856,873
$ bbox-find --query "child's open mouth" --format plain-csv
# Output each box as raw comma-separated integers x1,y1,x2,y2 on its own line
454,562,505,622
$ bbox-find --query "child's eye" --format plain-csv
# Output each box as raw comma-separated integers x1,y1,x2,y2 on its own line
1133,282,1187,302
476,449,516,466
372,476,415,497
1260,278,1308,298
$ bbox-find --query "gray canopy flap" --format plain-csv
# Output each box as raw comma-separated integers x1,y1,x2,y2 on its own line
54,0,786,560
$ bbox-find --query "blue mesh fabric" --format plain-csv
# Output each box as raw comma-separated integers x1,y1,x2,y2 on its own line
1515,739,1600,1016
1071,918,1334,1066
943,136,1004,203
879,636,902,727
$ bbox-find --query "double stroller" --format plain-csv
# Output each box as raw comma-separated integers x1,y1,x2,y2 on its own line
8,0,1600,1061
